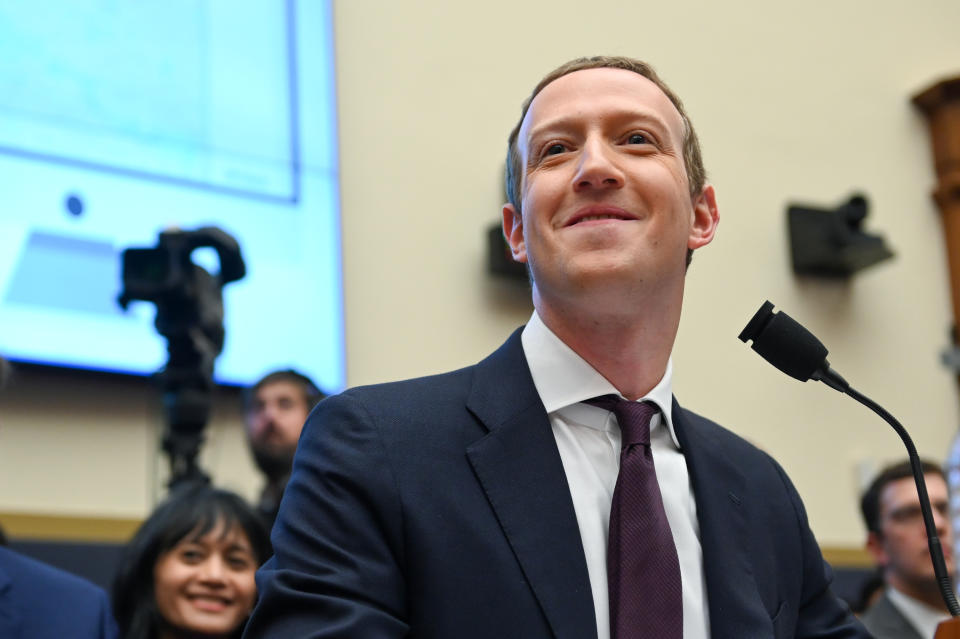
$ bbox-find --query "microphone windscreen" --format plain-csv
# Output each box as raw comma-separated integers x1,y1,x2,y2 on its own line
739,301,828,382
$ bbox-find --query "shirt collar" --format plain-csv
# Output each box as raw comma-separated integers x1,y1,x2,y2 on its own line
521,310,680,448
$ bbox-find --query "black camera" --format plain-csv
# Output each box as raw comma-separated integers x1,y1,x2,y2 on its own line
119,226,244,343
118,226,246,486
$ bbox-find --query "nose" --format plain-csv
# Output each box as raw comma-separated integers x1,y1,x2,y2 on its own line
255,403,280,429
198,556,227,584
572,137,624,193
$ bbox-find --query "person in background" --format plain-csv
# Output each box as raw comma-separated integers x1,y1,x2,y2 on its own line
850,567,884,616
860,459,954,638
0,353,119,638
0,544,119,639
244,369,325,527
112,482,271,639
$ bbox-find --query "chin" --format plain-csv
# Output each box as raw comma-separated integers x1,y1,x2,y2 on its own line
182,620,238,637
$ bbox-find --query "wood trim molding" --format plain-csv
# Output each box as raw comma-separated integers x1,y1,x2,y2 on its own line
821,545,874,568
0,511,142,543
913,75,960,334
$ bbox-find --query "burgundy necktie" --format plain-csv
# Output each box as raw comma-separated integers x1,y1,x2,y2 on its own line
586,395,682,639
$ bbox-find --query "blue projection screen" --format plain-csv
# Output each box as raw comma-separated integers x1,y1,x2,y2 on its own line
0,0,344,392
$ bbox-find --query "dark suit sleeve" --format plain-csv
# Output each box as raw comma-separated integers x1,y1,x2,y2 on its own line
773,461,870,638
95,586,120,639
0,547,120,639
243,392,410,638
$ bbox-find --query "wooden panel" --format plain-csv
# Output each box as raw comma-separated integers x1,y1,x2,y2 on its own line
0,511,141,543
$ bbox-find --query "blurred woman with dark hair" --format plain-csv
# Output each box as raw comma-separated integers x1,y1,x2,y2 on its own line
112,482,271,639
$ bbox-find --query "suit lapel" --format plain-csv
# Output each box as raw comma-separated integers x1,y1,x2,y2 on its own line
867,593,924,639
465,330,598,639
671,400,772,636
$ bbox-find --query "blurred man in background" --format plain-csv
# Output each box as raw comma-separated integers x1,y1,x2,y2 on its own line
245,369,324,527
860,459,953,638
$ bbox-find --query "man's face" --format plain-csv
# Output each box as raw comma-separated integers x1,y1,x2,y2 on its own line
502,67,717,312
245,380,311,479
868,473,953,591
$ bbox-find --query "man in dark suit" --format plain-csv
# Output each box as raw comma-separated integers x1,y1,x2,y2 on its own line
244,56,868,638
0,357,118,639
859,459,952,638
0,546,118,639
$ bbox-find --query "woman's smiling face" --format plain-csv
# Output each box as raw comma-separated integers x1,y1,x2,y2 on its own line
153,521,258,638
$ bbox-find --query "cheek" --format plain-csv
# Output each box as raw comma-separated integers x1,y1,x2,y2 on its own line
234,571,258,612
522,173,564,216
248,416,267,436
278,412,306,436
153,565,184,621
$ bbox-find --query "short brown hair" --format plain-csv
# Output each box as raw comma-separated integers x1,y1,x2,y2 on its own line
245,369,325,413
504,55,707,212
860,458,945,535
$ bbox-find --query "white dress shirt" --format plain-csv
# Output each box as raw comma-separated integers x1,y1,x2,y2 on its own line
521,311,710,639
887,586,951,638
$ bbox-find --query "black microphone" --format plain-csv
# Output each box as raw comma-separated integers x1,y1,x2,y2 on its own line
738,300,850,392
739,300,960,618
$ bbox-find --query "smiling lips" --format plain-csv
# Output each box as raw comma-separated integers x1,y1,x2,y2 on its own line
565,205,637,227
188,593,233,612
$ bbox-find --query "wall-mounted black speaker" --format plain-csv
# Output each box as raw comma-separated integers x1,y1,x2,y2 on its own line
486,223,528,281
787,194,894,277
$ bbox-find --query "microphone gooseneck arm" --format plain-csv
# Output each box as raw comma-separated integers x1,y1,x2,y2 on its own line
740,301,960,617
843,384,959,617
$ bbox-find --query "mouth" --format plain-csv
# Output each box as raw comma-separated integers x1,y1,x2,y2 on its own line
565,205,637,227
187,593,233,612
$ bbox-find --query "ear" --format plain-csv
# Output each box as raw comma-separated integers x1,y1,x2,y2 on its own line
502,203,527,264
688,184,719,251
866,531,888,567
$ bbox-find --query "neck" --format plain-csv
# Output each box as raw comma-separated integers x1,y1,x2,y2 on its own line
890,576,951,612
534,287,681,400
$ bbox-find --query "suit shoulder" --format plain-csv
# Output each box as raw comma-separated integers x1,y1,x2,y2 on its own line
0,547,114,635
320,364,478,422
325,328,526,414
674,403,800,495
677,405,776,461
0,546,104,600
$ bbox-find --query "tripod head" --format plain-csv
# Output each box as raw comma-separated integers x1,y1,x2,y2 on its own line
119,226,245,486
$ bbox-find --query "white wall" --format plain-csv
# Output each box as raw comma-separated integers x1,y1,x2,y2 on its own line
2,0,960,548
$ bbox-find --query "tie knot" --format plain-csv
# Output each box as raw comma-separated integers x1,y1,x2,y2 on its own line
584,394,657,447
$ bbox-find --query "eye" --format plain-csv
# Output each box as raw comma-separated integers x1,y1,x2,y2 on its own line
542,143,567,157
226,553,253,570
626,132,649,145
179,548,206,564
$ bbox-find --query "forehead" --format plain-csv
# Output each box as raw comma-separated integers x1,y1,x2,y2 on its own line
880,473,946,512
182,521,252,550
255,380,305,402
518,67,685,152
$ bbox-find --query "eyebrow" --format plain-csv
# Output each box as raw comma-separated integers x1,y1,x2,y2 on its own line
226,543,254,554
525,109,674,148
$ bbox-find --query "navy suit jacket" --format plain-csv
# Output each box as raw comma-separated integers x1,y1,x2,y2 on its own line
245,329,868,638
0,546,118,639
